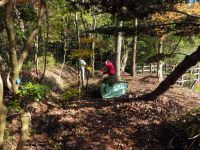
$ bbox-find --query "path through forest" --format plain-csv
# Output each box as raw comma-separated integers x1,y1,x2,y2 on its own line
6,69,200,150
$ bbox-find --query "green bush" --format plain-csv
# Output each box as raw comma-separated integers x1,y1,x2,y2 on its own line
62,88,80,101
19,82,50,101
8,99,22,112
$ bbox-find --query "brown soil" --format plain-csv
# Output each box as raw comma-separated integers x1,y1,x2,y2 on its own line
6,69,200,150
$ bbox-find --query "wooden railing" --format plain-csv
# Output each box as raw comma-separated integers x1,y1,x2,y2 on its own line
136,63,200,87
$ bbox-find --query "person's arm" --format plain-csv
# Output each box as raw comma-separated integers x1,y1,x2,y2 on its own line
82,60,86,65
102,65,109,74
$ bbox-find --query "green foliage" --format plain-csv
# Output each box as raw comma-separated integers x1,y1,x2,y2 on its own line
136,36,157,64
8,99,22,112
145,53,173,63
38,53,56,70
15,26,25,39
80,37,97,44
22,61,34,71
193,84,199,93
18,82,49,101
167,36,200,63
80,37,107,47
70,49,93,59
17,5,37,22
62,88,80,101
47,0,69,42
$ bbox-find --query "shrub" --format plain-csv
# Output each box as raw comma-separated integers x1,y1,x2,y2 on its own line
19,82,50,101
62,88,80,101
8,99,22,112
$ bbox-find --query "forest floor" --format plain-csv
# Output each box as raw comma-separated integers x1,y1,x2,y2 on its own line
5,66,200,150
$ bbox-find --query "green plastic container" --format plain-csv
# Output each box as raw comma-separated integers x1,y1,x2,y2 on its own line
100,82,128,99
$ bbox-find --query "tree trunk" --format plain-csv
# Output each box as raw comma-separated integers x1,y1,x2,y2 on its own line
39,7,49,82
17,0,45,71
16,112,31,150
0,74,8,150
121,38,128,72
140,46,200,100
5,0,45,93
60,31,68,77
5,1,20,93
91,15,96,77
0,56,12,91
131,18,138,77
80,12,88,38
74,10,82,92
74,12,80,50
115,20,123,81
157,37,164,82
34,35,39,75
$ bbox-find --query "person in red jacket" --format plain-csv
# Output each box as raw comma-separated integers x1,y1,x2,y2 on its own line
103,60,115,76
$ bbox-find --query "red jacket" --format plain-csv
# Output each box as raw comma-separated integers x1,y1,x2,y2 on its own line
104,61,115,76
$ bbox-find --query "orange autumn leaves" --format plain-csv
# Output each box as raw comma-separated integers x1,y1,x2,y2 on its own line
151,2,200,35
151,2,200,24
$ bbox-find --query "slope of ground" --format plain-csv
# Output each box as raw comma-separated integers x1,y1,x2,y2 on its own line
5,69,200,150
20,65,78,91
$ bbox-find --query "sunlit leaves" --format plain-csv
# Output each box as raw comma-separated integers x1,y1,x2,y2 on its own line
80,37,107,47
149,2,200,36
70,49,93,59
47,0,69,42
151,2,200,24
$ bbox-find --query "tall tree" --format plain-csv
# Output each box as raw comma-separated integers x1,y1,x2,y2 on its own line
91,14,96,77
157,36,164,82
115,19,123,80
5,0,46,93
131,18,138,77
0,74,7,150
120,37,128,72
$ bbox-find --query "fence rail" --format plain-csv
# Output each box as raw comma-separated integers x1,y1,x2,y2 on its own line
136,64,200,87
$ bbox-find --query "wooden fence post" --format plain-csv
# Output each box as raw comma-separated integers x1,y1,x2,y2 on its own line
150,64,152,73
190,68,193,86
181,75,184,86
135,64,200,88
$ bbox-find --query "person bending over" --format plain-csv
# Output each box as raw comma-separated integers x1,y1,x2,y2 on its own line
103,60,115,76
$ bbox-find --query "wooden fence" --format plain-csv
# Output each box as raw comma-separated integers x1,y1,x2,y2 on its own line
136,64,200,87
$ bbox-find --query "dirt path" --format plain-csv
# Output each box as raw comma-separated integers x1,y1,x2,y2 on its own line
18,75,199,150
